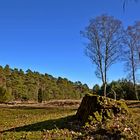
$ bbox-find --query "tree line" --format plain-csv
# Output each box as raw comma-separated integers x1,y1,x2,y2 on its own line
82,14,140,100
93,78,140,100
0,65,90,103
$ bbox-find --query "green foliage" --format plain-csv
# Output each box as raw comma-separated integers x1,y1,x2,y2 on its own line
98,79,140,100
93,84,100,94
0,65,90,102
0,87,13,103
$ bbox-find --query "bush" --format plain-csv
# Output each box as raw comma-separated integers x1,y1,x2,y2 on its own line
0,87,13,103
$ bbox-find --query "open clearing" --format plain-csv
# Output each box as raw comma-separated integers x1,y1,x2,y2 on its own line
0,100,140,139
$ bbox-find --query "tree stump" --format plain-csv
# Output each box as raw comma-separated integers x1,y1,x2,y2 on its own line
76,94,129,124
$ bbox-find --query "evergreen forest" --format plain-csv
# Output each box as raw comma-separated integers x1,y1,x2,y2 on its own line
0,65,90,103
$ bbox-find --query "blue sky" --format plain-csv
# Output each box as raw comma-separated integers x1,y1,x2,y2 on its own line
0,0,140,88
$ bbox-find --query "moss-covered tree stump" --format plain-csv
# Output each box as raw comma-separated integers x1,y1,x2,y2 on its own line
76,94,129,124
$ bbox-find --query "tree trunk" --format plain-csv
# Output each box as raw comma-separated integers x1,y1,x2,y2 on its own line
134,85,139,100
104,82,107,97
131,50,139,100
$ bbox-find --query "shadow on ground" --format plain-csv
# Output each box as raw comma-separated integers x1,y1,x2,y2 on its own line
2,115,78,133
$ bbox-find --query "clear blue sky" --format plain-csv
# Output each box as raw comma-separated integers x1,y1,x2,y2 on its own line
0,0,140,88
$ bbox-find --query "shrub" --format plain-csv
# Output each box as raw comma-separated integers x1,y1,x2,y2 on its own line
0,87,13,103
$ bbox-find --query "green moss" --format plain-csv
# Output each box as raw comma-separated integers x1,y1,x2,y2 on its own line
77,94,129,124
105,109,113,119
88,115,96,124
94,111,102,122
117,101,129,114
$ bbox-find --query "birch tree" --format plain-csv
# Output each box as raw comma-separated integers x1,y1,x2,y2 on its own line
123,22,140,100
82,15,123,96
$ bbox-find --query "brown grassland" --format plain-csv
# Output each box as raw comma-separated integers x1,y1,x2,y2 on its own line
0,100,139,139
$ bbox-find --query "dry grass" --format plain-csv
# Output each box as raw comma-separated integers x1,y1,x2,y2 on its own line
0,100,139,139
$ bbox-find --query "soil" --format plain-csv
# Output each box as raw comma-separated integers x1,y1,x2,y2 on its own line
0,100,81,109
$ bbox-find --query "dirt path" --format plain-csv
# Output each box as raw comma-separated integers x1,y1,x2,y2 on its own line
1,100,139,109
0,100,81,109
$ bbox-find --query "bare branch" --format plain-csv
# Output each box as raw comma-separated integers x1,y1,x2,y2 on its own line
82,15,123,96
122,21,140,100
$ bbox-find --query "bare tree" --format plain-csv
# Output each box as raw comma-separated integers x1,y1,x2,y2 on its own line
134,21,140,68
82,15,123,96
123,22,140,100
